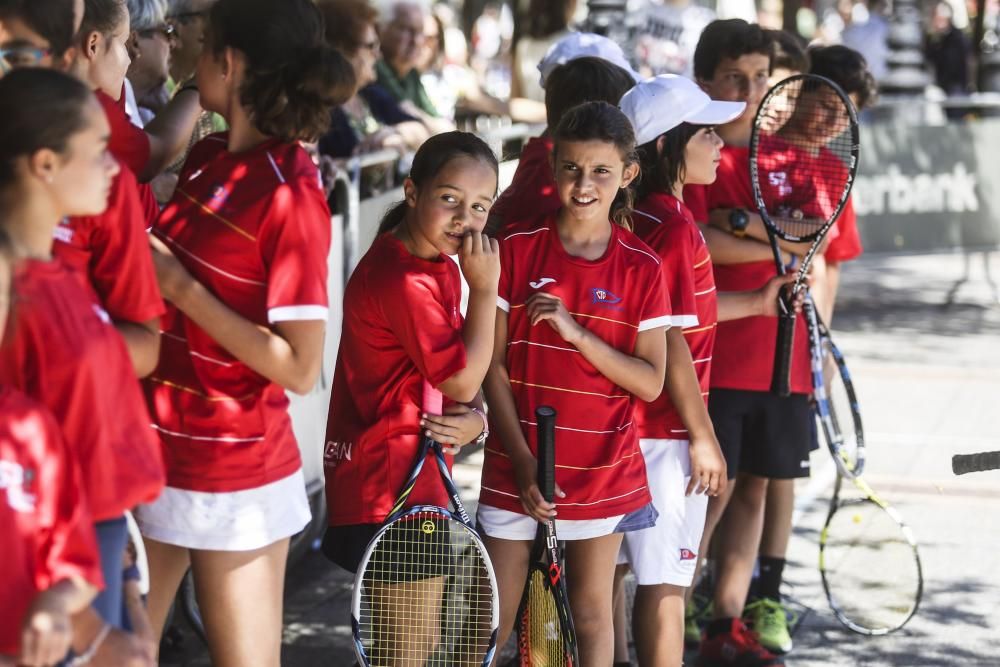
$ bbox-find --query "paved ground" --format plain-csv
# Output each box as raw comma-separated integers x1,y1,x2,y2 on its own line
161,250,1000,666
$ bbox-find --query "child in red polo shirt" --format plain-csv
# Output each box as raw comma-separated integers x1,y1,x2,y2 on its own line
0,229,103,667
479,101,671,664
134,0,355,662
0,67,165,663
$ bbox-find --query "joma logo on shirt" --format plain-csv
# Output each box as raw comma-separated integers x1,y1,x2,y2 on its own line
590,287,622,309
324,440,352,466
0,460,36,513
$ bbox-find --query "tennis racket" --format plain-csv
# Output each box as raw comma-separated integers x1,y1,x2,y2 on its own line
749,74,860,396
352,381,500,666
952,451,1000,475
806,305,923,635
516,406,578,667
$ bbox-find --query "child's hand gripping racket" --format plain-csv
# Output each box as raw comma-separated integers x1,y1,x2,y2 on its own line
749,74,860,396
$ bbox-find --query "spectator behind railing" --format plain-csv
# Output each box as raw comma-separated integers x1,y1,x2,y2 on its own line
926,0,972,96
125,0,173,124
316,0,428,158
419,5,545,124
510,0,577,103
376,1,453,134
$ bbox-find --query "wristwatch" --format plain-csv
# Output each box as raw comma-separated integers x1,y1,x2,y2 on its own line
728,208,750,237
469,407,489,446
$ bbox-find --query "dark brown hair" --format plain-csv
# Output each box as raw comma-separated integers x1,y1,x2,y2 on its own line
768,29,810,75
206,0,356,142
635,122,703,203
377,131,499,235
543,56,636,130
808,44,877,110
316,0,378,55
694,19,772,81
0,68,95,185
79,0,127,41
0,0,77,56
552,101,639,229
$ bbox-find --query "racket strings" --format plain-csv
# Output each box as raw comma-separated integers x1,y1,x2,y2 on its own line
359,510,494,666
754,77,856,240
822,499,921,632
519,570,569,667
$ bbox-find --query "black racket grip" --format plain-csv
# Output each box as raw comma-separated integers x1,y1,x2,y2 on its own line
771,308,796,397
952,451,1000,475
535,406,557,502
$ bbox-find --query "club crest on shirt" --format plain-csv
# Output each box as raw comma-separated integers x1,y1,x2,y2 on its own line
208,184,230,207
590,287,622,309
0,460,37,513
679,548,697,561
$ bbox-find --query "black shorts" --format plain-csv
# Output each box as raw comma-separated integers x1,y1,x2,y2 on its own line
323,514,452,583
708,388,813,480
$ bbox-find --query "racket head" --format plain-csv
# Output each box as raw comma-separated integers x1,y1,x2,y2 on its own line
750,74,860,243
517,557,577,667
352,505,500,666
819,494,923,635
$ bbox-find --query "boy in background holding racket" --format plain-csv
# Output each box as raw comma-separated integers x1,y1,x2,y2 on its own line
682,20,811,667
702,42,876,656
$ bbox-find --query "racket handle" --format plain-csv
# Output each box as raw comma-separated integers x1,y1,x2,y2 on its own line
535,406,557,502
952,451,1000,475
771,308,796,397
421,380,443,415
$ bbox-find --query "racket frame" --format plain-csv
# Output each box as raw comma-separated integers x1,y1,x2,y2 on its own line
805,298,866,479
749,74,860,396
516,406,579,667
351,383,500,667
806,310,923,634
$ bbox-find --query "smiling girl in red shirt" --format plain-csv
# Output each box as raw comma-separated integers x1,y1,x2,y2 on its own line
478,101,672,665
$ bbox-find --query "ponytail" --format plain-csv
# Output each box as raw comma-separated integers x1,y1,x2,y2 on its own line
377,202,408,236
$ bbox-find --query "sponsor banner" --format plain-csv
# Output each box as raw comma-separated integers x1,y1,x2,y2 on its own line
855,119,1000,252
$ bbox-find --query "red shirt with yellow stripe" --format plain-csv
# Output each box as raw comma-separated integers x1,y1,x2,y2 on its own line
478,214,671,520
146,134,331,493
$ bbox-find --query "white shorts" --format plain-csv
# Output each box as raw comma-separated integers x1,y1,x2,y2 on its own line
618,439,708,586
134,469,311,551
476,503,626,541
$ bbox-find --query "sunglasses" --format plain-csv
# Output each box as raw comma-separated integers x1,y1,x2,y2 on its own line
137,23,176,41
0,45,51,72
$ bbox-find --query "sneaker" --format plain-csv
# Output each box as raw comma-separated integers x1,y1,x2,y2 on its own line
685,599,712,646
743,598,794,654
695,619,783,667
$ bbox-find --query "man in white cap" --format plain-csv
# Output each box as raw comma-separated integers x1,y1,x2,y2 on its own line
488,33,640,231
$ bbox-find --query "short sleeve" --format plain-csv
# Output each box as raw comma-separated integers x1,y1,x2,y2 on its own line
662,226,699,328
637,261,673,332
84,167,165,323
497,234,514,312
825,196,863,263
35,412,103,591
380,272,467,387
258,177,332,324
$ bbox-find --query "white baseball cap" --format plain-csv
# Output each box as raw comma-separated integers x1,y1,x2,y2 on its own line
619,74,747,146
537,32,642,89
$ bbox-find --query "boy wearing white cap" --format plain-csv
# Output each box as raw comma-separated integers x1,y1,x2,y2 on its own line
617,74,798,667
488,33,640,232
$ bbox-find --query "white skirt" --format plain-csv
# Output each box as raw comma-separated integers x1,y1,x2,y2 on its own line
134,469,312,551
